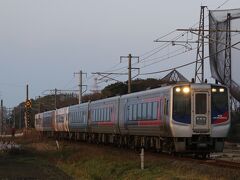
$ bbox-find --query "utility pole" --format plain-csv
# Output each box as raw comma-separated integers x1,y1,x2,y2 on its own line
0,100,2,134
54,88,57,109
120,54,139,93
74,70,87,104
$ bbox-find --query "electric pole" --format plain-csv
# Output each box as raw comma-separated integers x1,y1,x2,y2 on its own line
1,100,3,135
54,88,57,109
120,54,139,93
74,70,87,104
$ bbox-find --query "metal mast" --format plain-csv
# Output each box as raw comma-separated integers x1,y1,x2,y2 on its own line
224,13,232,87
195,6,206,83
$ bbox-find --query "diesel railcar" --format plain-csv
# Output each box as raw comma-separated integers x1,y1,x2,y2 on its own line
35,83,230,156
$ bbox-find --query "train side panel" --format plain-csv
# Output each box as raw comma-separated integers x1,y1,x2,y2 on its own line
35,113,43,132
43,110,55,132
89,96,120,134
119,87,172,137
55,107,69,132
68,102,89,132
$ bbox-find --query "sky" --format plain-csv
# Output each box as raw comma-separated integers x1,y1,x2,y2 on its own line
0,0,239,107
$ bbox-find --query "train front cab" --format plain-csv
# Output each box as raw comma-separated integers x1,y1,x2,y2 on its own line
171,83,230,154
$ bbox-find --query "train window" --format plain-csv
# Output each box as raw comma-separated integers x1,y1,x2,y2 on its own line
103,108,106,121
101,108,104,121
142,103,147,119
133,104,137,120
211,87,228,111
128,105,133,121
108,108,112,121
109,108,112,121
95,110,97,121
96,109,99,121
81,112,84,123
195,93,207,114
80,112,82,123
92,110,95,122
98,109,101,121
137,104,142,120
152,102,158,119
147,102,153,119
106,108,109,121
102,108,105,121
85,111,87,123
95,109,99,121
167,100,169,115
173,88,191,123
100,109,102,121
104,108,107,121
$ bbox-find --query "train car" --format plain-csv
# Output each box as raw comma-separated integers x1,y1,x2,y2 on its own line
117,83,230,155
42,110,55,131
119,86,171,136
55,107,69,133
68,102,89,140
169,83,229,154
35,113,43,132
118,86,171,149
42,110,55,136
89,96,120,143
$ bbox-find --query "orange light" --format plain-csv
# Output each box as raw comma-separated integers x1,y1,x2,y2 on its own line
183,87,190,93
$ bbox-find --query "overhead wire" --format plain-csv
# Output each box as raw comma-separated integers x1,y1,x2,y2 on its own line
140,39,240,75
90,0,233,85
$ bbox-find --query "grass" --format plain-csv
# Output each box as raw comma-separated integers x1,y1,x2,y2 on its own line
9,131,240,179
24,139,240,180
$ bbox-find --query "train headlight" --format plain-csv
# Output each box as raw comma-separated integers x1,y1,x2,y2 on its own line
175,87,181,92
212,88,217,93
183,87,190,94
219,88,225,93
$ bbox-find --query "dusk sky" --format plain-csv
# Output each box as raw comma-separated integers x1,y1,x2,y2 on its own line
0,0,239,107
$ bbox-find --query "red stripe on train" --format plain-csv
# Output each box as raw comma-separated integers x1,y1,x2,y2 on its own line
213,112,229,124
97,122,114,126
138,120,162,126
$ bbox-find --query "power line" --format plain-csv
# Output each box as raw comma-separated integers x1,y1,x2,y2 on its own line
139,47,197,70
216,0,231,9
140,40,240,76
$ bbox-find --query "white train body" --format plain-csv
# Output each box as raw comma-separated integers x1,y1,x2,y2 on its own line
35,83,230,154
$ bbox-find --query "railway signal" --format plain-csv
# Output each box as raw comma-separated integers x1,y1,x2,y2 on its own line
25,99,32,128
25,99,32,108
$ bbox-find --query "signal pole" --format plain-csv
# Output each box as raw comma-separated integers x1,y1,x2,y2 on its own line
25,84,31,128
120,54,139,93
74,70,87,104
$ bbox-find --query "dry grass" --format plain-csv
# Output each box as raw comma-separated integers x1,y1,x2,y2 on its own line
19,137,240,180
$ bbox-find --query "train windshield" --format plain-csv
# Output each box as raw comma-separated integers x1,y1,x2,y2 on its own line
195,93,207,114
211,86,229,124
173,86,191,124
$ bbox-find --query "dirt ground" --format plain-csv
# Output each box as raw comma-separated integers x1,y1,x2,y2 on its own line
0,150,72,179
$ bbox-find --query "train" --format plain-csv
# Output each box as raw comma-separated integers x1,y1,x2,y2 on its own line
35,82,230,157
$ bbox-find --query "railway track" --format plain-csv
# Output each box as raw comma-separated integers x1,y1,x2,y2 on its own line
202,159,240,169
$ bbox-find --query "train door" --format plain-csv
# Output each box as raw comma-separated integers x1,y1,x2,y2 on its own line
192,91,210,132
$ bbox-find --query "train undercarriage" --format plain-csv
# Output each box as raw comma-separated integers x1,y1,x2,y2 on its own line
41,131,224,158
